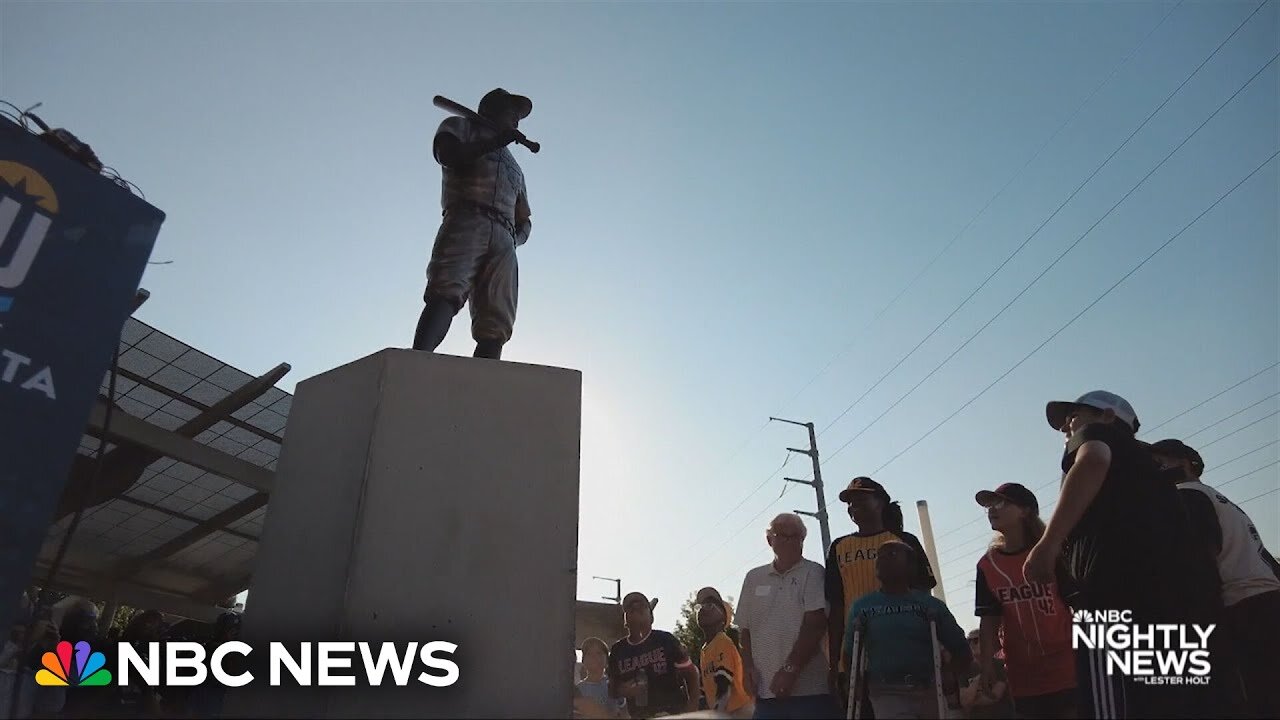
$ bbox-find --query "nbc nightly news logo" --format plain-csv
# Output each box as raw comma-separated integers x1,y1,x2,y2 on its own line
36,640,460,688
1071,610,1213,686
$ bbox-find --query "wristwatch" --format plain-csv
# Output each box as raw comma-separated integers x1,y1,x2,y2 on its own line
781,663,797,674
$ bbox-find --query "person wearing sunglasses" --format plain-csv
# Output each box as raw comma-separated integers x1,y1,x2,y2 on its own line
736,513,837,719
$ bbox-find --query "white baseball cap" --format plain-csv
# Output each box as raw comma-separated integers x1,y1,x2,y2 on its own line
1046,390,1140,432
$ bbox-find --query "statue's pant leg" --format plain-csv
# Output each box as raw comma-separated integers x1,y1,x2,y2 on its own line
470,229,518,359
415,216,488,351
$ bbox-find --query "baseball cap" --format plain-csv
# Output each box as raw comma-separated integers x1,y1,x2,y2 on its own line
695,587,723,605
839,476,890,503
478,88,533,119
975,482,1040,513
1046,390,1140,432
695,586,734,625
622,592,658,612
877,538,914,555
1149,438,1205,476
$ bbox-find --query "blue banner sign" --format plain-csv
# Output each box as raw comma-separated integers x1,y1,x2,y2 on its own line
0,119,163,632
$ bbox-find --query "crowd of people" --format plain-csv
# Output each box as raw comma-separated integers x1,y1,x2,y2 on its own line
0,595,243,719
573,389,1280,720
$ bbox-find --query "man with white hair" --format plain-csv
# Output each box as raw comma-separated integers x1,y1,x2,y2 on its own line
735,513,836,719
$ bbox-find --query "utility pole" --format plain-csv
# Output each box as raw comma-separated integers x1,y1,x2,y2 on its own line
593,576,621,604
769,417,832,552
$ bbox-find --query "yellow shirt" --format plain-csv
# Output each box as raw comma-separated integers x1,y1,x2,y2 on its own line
700,632,749,713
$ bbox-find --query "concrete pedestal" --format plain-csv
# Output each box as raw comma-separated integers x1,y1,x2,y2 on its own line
231,350,581,718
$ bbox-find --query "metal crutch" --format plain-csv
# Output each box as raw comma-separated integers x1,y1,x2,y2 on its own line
926,609,948,720
846,613,868,720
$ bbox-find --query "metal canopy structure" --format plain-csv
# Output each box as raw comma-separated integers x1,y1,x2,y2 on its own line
33,314,292,622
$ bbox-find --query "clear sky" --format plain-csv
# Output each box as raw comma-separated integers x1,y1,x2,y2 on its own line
4,1,1276,634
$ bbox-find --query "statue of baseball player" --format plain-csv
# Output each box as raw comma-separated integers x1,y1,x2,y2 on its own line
412,88,534,360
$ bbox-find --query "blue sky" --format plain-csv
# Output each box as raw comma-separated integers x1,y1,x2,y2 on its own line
4,1,1276,634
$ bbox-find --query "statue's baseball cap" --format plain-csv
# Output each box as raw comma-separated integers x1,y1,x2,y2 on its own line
1046,390,1140,432
975,482,1040,514
839,476,890,503
479,88,532,119
1149,438,1205,476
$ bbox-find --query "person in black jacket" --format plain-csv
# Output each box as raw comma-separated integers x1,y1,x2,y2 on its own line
1028,391,1225,719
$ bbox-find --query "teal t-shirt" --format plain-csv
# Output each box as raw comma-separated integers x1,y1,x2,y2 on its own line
842,589,969,682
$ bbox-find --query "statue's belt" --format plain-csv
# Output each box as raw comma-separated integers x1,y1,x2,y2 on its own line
445,200,517,235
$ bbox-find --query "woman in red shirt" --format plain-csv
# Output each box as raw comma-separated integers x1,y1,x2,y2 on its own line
972,483,1078,719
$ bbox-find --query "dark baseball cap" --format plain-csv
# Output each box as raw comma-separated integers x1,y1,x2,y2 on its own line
877,539,915,556
839,476,890,503
695,591,727,614
478,88,532,119
975,482,1039,513
1149,438,1205,476
622,592,657,612
695,587,723,605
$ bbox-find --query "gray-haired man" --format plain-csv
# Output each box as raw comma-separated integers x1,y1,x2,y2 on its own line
735,513,837,720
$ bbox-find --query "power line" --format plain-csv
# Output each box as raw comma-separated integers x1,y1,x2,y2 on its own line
1180,392,1280,440
1238,485,1280,506
929,385,1278,542
812,0,1269,446
1216,459,1280,490
1142,363,1280,436
676,2,1265,571
857,146,1280,484
1199,409,1280,450
705,453,794,532
939,438,1280,567
1209,438,1280,471
933,515,988,543
690,474,794,573
790,0,1188,438
819,41,1280,475
678,1,1201,568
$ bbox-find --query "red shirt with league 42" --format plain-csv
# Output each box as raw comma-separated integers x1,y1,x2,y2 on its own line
975,548,1076,698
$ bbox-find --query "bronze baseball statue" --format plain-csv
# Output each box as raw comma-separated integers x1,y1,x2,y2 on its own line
413,88,535,360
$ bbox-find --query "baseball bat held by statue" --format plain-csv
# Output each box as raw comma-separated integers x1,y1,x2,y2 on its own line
432,95,540,154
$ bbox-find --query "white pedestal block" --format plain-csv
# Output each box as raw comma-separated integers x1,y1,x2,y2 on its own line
230,350,581,718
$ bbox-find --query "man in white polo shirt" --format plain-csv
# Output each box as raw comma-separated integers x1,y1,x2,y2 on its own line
736,513,837,719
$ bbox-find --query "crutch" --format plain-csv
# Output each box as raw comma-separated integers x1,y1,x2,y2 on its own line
926,609,947,720
846,613,868,720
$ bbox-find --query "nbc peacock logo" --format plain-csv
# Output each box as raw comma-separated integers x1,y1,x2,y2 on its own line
35,640,113,687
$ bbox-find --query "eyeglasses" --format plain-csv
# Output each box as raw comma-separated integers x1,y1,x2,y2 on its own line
769,532,804,540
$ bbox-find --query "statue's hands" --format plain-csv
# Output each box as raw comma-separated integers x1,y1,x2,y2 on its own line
495,127,523,147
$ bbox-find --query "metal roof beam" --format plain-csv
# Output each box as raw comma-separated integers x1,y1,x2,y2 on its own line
175,362,291,438
113,495,260,543
109,494,268,582
114,366,285,446
85,400,274,493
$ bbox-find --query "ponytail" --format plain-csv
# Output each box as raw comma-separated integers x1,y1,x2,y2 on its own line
883,501,904,533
